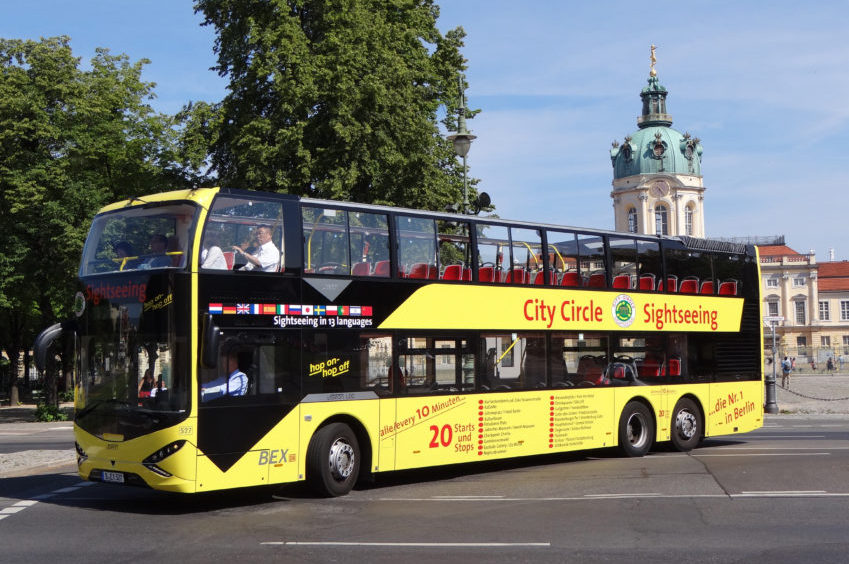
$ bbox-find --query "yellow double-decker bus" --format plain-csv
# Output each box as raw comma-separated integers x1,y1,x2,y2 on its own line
37,187,763,496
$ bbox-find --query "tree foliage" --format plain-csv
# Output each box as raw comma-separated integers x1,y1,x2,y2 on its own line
194,0,476,210
0,36,176,398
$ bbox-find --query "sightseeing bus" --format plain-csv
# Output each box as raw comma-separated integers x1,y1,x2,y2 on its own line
37,187,763,496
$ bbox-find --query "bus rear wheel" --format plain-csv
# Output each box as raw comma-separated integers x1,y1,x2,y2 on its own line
618,401,654,457
670,398,702,452
306,422,360,497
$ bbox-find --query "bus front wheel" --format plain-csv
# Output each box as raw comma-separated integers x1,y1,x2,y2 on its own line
670,398,702,452
618,401,654,457
306,422,361,497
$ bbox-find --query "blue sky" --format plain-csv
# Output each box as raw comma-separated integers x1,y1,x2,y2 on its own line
5,1,849,260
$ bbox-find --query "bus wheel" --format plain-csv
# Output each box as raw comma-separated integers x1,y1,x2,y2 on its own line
670,398,702,452
618,401,654,457
306,423,360,497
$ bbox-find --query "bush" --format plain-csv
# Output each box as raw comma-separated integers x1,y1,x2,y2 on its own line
35,402,68,422
58,390,74,403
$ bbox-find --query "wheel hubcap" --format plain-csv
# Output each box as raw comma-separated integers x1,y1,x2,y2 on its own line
676,410,697,440
328,438,355,481
627,412,648,447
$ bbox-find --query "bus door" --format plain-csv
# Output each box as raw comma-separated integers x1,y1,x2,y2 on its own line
196,330,302,489
393,335,476,470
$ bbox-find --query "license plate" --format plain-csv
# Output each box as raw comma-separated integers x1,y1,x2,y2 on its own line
102,471,124,484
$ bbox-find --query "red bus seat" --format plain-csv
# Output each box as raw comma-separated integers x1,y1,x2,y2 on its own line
478,266,496,282
407,263,432,279
442,264,463,280
560,271,581,287
373,260,390,277
639,274,655,290
700,280,714,294
505,267,527,284
351,262,371,276
533,271,556,285
668,356,681,376
638,354,665,378
613,274,631,289
719,280,738,295
679,278,698,294
587,273,607,288
657,275,677,292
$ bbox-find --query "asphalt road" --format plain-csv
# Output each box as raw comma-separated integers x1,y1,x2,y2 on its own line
2,415,849,563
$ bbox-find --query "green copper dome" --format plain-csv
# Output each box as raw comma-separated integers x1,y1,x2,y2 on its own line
610,70,703,179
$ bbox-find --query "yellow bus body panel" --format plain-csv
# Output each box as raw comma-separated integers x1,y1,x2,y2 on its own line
75,422,198,493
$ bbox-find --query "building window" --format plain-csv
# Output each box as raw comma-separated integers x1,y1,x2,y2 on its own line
766,277,779,288
820,301,830,321
767,301,779,317
843,335,849,354
797,336,807,356
821,336,831,348
627,207,638,233
684,206,694,236
793,276,806,288
654,204,668,235
795,300,806,325
841,300,849,321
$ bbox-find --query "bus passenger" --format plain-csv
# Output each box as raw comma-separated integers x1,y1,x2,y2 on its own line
201,234,228,270
201,352,248,402
139,234,172,269
232,225,280,272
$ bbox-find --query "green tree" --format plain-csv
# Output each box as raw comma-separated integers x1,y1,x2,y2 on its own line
0,36,175,404
194,0,477,210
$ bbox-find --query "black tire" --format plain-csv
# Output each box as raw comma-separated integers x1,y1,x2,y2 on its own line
618,401,654,457
306,423,360,497
670,397,702,452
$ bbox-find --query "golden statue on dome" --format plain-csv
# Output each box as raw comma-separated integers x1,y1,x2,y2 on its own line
650,44,657,77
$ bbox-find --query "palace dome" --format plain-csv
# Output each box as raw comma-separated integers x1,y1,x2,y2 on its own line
610,73,703,179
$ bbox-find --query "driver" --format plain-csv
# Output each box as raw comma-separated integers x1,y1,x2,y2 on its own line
201,351,249,402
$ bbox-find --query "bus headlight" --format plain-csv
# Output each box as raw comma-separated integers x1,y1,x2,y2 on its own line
75,441,87,464
142,440,186,477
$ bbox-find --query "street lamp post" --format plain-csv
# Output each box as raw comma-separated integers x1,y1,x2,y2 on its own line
446,74,476,214
763,316,782,414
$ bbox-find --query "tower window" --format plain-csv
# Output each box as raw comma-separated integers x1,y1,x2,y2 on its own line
685,205,694,236
627,208,638,233
654,204,668,235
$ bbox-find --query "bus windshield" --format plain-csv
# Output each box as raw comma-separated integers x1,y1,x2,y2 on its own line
80,203,199,275
76,281,190,439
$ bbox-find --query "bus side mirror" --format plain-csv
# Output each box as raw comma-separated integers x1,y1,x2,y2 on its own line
201,314,220,369
34,323,64,373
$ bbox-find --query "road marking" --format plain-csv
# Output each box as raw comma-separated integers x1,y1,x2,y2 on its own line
741,490,826,495
705,446,843,450
584,493,661,498
0,507,26,514
693,452,830,457
432,495,505,499
0,482,90,524
743,435,826,439
262,541,550,547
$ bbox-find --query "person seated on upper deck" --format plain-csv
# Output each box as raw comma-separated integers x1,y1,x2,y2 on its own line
200,233,228,270
113,241,138,270
139,234,172,269
232,224,280,272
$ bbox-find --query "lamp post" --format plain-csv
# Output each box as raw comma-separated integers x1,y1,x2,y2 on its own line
446,74,476,214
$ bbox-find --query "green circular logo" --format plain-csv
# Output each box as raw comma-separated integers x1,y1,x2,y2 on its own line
612,294,635,327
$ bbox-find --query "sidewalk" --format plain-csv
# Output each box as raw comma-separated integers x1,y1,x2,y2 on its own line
0,403,74,424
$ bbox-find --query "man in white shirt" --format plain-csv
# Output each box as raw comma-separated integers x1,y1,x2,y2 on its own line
201,353,249,402
232,225,280,271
